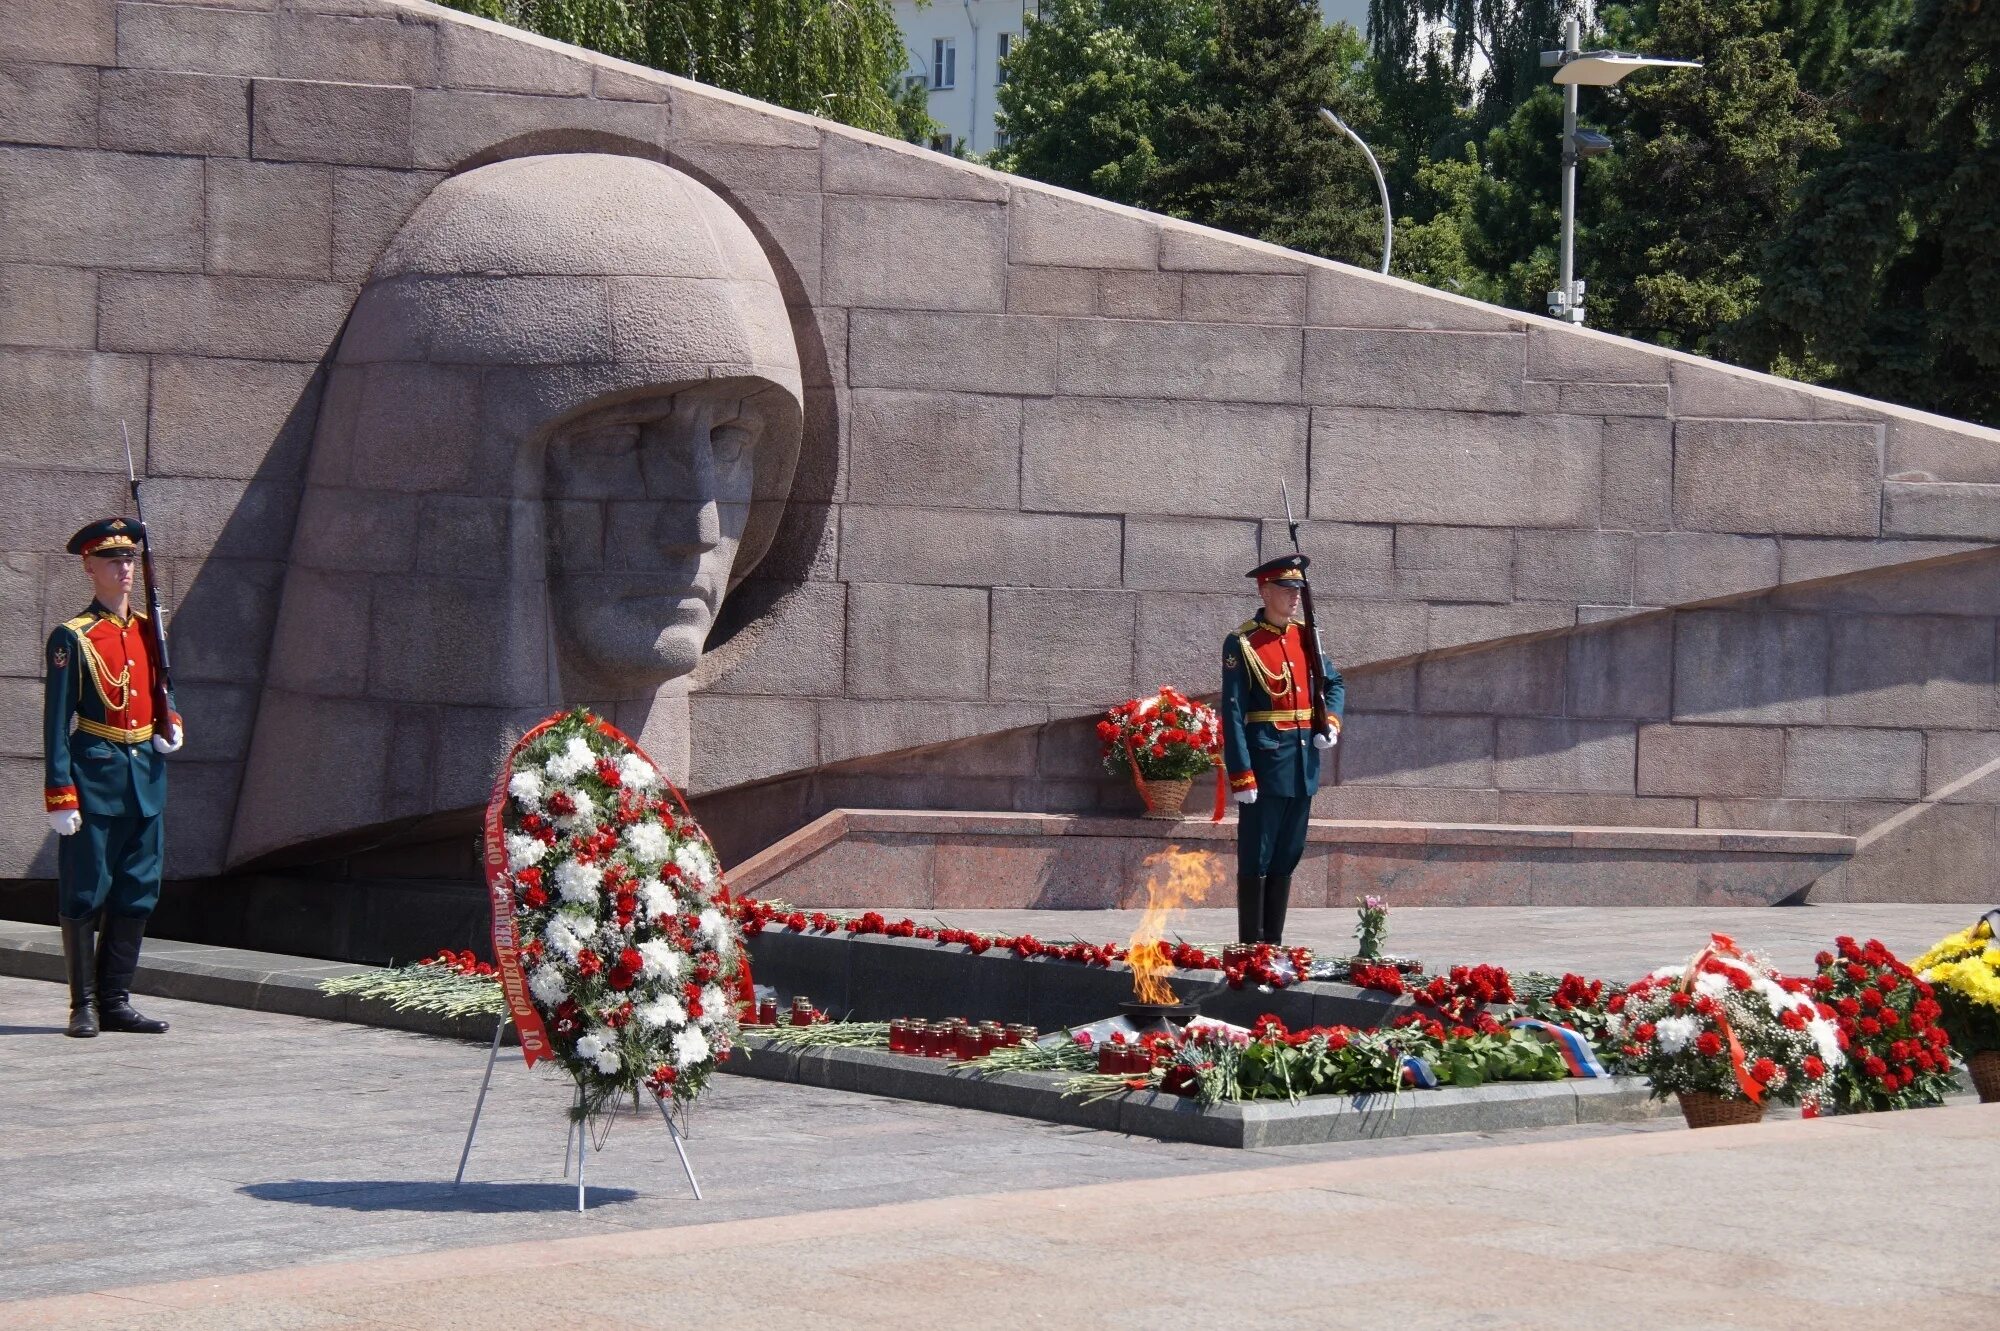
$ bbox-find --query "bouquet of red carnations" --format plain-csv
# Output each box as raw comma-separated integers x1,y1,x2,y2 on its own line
1809,936,1959,1112
1096,686,1221,781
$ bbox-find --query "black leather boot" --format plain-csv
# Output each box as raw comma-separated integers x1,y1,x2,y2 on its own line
60,917,98,1038
1235,870,1264,945
1262,874,1293,946
96,915,168,1034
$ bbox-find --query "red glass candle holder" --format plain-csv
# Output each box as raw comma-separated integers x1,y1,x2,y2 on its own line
758,998,778,1026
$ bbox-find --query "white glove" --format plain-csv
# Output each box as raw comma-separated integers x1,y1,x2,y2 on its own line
151,723,183,754
49,810,82,836
1313,730,1337,750
1232,788,1258,806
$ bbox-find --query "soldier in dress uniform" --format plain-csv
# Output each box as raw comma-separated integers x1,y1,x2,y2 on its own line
44,518,183,1038
1221,555,1345,946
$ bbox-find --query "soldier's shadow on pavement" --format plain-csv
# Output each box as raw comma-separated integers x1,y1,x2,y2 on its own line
239,1180,638,1213
0,1024,70,1035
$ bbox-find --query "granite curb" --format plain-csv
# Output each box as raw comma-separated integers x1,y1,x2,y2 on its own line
0,919,1662,1148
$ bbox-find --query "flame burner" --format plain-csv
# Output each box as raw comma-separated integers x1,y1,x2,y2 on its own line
1120,999,1202,1036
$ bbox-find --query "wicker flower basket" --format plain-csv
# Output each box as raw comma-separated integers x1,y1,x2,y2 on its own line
1136,776,1193,820
1967,1050,2000,1103
1675,1090,1765,1129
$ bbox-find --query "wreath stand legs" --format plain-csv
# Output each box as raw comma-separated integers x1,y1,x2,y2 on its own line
453,1016,703,1212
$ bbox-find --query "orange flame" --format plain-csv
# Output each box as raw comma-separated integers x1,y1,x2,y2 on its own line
1125,846,1226,1005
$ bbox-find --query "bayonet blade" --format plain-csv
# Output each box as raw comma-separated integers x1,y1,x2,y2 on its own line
121,419,136,483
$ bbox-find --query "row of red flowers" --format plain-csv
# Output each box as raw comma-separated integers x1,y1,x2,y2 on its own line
733,899,1317,991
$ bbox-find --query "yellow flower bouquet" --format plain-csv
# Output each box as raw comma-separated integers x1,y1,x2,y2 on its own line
1911,912,2000,1101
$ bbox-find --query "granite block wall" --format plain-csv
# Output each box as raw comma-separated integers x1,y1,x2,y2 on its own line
2,0,1997,903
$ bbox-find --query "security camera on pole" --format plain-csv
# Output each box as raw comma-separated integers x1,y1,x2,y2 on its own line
1542,18,1701,326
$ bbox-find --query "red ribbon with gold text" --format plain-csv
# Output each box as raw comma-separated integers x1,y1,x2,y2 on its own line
1678,932,1766,1105
484,715,562,1067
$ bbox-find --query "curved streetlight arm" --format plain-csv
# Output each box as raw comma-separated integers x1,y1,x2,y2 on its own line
1318,107,1391,276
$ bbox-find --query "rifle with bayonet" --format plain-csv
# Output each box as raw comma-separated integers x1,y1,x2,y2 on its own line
1280,479,1332,742
121,421,174,731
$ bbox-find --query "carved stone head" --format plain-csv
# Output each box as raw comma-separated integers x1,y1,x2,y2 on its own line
231,153,802,866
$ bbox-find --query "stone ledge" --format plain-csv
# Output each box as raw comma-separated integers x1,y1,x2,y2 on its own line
732,809,1855,909
729,1035,1664,1148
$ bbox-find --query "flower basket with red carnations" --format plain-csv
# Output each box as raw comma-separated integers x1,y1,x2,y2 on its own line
1608,935,1843,1128
1809,936,1960,1112
1097,687,1222,820
1910,913,2000,1102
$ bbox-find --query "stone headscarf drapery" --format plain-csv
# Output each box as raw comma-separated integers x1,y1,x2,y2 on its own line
229,153,803,867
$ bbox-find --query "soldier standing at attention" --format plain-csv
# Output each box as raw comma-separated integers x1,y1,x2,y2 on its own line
1221,555,1345,946
44,519,182,1038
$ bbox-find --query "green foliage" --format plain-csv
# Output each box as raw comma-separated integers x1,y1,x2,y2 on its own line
990,0,1216,203
1150,0,1384,266
1740,0,2000,425
1590,0,1838,352
437,0,936,140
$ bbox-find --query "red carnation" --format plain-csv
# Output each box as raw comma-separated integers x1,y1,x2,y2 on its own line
1695,1032,1723,1057
1803,1055,1825,1078
522,884,549,909
1749,1057,1777,1084
575,948,602,978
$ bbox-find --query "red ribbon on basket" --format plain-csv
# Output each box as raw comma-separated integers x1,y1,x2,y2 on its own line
1678,932,1766,1106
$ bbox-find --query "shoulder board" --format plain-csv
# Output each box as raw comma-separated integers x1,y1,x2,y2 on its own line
62,613,95,633
1235,619,1263,636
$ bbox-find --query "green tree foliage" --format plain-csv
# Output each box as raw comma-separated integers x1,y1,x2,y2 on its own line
439,0,934,140
1742,0,2000,423
989,0,1216,203
1586,0,1837,351
995,0,1381,266
1149,0,1384,264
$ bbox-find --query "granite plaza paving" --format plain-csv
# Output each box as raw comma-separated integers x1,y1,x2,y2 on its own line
5,904,1998,1327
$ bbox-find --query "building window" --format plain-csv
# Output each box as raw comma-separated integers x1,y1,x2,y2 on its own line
996,32,1012,84
932,37,956,89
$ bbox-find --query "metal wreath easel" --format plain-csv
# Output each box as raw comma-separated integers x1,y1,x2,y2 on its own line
453,1016,703,1212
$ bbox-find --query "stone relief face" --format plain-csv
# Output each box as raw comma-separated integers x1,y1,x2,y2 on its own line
545,386,768,693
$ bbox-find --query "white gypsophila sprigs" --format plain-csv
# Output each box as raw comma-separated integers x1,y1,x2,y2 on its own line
528,965,568,1005
508,769,545,808
623,821,671,866
617,752,659,791
505,833,548,871
544,735,596,783
553,859,603,905
673,1026,710,1068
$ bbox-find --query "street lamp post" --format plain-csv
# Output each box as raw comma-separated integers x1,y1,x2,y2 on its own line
1542,18,1700,324
1317,107,1391,276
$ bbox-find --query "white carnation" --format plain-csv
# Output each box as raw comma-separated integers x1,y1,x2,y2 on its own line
553,859,603,905
637,939,685,983
528,965,568,1005
672,1026,710,1068
1693,971,1730,1002
673,841,715,888
508,769,545,808
698,907,732,958
1654,1014,1698,1055
617,752,660,791
1809,1017,1844,1069
575,1030,621,1075
637,876,677,921
545,735,596,782
505,834,548,871
551,787,596,832
623,821,671,866
545,913,589,962
699,984,728,1021
638,995,688,1029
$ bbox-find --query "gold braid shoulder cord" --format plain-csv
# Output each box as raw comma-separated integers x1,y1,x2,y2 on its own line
1234,628,1294,700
